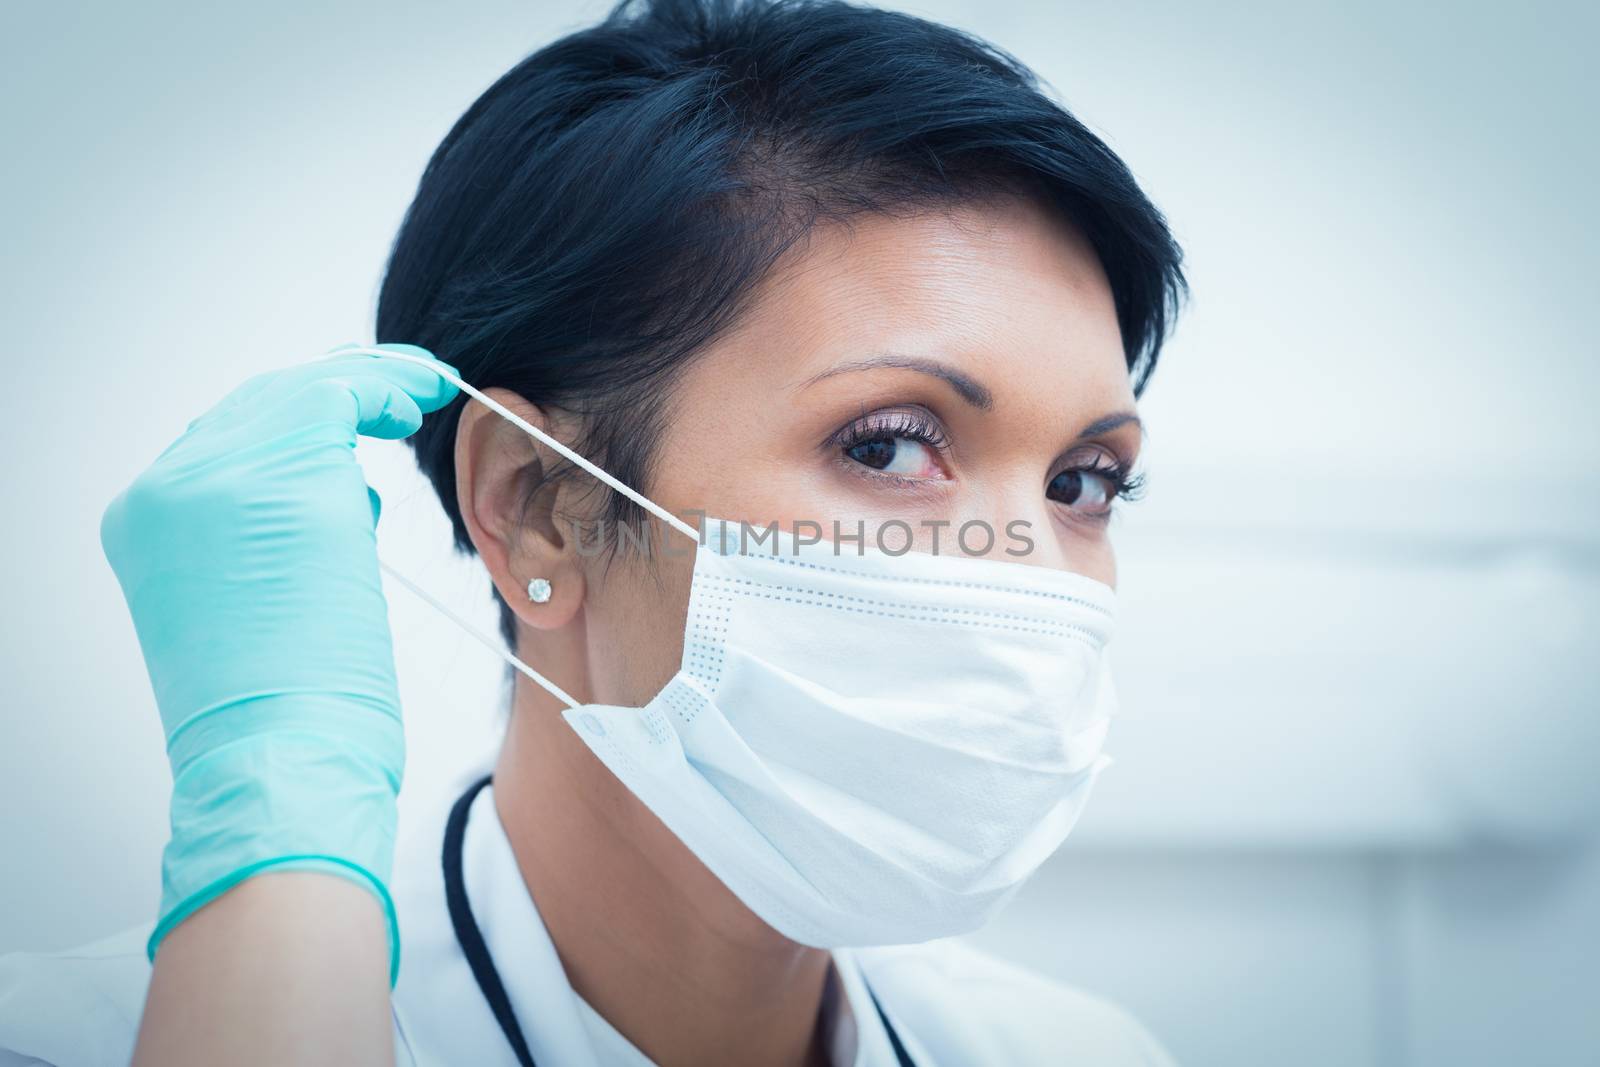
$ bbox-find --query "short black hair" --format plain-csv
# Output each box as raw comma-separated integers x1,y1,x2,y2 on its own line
377,0,1186,643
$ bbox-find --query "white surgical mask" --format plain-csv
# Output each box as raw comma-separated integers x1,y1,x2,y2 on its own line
357,346,1119,947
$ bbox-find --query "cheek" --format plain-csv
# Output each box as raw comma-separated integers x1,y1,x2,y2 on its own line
1076,536,1118,591
583,542,698,705
1034,514,1119,590
655,430,863,535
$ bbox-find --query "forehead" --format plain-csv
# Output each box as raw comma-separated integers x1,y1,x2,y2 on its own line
695,194,1133,410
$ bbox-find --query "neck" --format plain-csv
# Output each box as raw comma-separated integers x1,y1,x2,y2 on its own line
493,682,833,1067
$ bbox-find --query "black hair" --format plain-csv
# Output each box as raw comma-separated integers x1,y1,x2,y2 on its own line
376,0,1186,643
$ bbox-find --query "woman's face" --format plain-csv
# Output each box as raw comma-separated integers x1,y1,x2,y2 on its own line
572,193,1141,708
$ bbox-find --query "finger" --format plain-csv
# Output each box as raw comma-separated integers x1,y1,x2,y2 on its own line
236,346,461,422
317,343,461,414
187,345,459,438
287,372,430,440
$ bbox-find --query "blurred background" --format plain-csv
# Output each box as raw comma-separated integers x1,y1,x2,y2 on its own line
2,1,1596,1064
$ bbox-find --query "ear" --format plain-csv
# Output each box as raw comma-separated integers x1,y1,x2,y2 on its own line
454,389,587,634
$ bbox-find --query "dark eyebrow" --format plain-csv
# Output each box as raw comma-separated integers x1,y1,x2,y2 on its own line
800,353,994,410
1077,411,1142,439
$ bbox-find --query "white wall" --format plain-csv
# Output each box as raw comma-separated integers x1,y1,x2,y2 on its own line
2,2,1595,1064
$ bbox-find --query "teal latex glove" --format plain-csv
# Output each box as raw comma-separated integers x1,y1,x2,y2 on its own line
99,344,459,985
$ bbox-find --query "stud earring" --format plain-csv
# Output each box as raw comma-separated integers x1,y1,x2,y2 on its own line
526,577,552,604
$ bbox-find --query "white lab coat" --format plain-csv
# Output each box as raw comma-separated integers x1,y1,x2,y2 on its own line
0,770,1178,1065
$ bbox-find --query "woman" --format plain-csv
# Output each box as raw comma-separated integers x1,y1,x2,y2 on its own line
0,0,1185,1063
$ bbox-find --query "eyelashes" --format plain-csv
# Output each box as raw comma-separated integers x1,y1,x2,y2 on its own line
1044,456,1144,520
825,406,949,457
826,405,1144,512
1073,454,1146,503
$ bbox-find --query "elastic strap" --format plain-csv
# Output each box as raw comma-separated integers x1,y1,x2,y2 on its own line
339,346,700,543
377,559,578,709
341,343,690,707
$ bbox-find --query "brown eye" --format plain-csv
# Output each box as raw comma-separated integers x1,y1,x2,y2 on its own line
1047,468,1116,511
833,407,950,481
843,434,943,477
845,436,898,470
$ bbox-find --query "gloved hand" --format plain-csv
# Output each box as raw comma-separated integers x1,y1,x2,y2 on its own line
100,344,458,985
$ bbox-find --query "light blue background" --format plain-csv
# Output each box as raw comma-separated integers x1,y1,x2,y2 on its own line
2,2,1596,1064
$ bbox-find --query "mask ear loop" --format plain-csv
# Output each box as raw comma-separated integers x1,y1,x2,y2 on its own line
375,558,580,709
339,346,701,542
332,344,703,710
